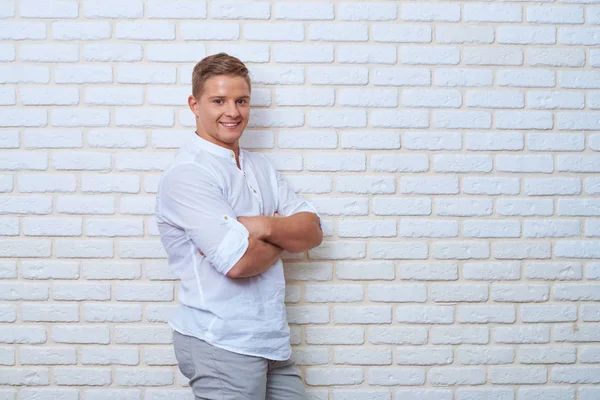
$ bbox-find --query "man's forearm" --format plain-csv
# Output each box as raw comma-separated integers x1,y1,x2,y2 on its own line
226,236,283,279
263,212,322,253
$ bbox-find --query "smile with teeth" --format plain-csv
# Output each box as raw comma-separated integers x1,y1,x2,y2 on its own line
221,121,240,127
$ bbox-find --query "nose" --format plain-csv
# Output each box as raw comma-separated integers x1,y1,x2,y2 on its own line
225,101,240,118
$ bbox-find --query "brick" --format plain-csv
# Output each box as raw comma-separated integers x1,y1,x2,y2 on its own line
467,91,524,109
494,326,550,344
402,177,458,195
434,155,492,173
521,304,577,323
403,89,461,108
458,346,515,365
373,24,431,43
274,2,333,20
305,284,363,303
435,68,493,87
339,88,398,107
249,109,304,128
0,66,50,84
559,27,600,45
493,284,549,302
397,347,453,366
373,67,430,87
210,1,270,20
0,131,18,149
0,368,49,386
456,389,515,400
373,198,431,216
432,242,490,260
21,0,77,18
526,262,582,280
20,347,76,365
0,110,47,128
274,44,334,63
528,48,585,67
431,284,489,303
339,220,396,238
400,220,458,238
369,242,428,260
431,327,489,345
308,66,367,85
436,26,493,44
400,46,459,65
84,0,142,18
336,262,395,281
0,240,51,258
339,2,397,21
305,327,364,345
336,176,395,194
371,154,428,173
498,69,555,88
520,346,577,364
527,6,584,23
208,44,269,63
464,48,523,66
491,367,547,384
0,21,46,40
338,45,396,64
396,306,454,324
498,26,556,44
147,44,205,63
334,348,392,365
372,110,429,128
402,3,459,21
436,199,492,217
368,284,426,302
343,132,400,150
369,368,425,386
116,21,175,40
147,0,205,18
465,4,522,22
81,347,139,366
0,305,15,322
434,111,491,129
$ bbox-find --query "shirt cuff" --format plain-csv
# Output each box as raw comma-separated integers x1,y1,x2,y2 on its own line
213,218,250,275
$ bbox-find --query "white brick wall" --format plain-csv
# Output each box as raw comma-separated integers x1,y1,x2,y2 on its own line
1,0,600,397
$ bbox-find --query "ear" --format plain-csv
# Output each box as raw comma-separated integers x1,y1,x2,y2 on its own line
188,95,199,118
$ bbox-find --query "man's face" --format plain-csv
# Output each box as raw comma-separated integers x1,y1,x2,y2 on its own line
189,74,251,151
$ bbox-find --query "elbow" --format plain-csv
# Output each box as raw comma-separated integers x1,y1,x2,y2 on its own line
226,266,241,279
226,261,246,279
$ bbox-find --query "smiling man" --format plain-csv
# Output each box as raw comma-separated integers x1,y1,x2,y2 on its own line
155,53,323,399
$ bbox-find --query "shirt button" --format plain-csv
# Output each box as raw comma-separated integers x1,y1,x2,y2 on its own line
224,216,228,220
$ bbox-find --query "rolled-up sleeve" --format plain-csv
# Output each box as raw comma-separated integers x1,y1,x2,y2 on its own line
158,163,249,275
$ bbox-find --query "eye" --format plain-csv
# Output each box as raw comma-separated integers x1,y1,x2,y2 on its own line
236,99,247,104
214,99,223,104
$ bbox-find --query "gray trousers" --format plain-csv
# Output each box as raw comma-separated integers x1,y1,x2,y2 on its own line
173,331,307,400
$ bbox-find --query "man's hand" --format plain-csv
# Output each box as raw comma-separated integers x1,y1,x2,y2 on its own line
237,215,271,240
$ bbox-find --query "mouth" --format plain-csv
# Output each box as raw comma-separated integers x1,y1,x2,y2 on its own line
220,121,241,129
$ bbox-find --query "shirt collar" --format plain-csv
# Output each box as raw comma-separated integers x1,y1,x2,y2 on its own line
190,133,243,163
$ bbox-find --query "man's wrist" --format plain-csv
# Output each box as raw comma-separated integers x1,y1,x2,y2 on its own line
262,215,275,241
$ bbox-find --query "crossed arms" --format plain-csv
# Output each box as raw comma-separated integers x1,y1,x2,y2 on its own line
226,212,323,279
159,162,323,280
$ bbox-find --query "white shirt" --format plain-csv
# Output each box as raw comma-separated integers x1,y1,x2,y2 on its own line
155,133,319,361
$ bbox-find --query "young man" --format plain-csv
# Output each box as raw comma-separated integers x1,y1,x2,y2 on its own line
155,53,323,399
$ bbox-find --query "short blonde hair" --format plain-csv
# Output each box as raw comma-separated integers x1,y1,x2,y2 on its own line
191,53,251,98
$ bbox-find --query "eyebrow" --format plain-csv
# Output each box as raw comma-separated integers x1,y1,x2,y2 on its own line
208,95,250,100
